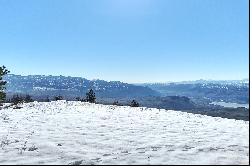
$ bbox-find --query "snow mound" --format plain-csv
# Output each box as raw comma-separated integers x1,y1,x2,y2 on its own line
0,101,249,164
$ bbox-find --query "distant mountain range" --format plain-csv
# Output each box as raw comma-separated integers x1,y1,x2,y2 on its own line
136,78,249,86
140,80,249,104
3,74,160,99
3,74,249,105
2,74,249,120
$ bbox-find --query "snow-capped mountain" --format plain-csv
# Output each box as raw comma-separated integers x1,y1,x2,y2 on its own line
140,80,249,104
138,78,249,86
3,74,160,98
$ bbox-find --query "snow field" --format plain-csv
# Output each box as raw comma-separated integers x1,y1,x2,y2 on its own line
0,100,249,165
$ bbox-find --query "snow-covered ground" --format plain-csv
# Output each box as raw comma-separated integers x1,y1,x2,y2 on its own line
0,101,249,165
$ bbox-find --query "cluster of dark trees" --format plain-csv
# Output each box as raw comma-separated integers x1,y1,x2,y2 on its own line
7,94,34,105
53,89,97,103
112,100,139,107
48,88,140,107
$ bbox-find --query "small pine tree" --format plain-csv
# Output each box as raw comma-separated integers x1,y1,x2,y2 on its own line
76,97,81,101
113,100,119,105
24,94,34,103
85,89,96,103
130,100,139,107
11,94,24,105
0,66,10,105
45,96,50,102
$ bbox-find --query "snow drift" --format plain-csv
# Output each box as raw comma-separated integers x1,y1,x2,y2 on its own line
0,101,249,165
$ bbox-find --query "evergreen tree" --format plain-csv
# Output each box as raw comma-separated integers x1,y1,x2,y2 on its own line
130,100,139,107
85,89,96,103
0,66,10,104
11,94,24,105
113,100,119,105
24,94,34,103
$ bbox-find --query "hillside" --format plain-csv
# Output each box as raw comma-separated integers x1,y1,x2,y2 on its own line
4,74,159,99
0,101,248,165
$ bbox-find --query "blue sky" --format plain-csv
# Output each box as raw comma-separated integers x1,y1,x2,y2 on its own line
0,0,249,83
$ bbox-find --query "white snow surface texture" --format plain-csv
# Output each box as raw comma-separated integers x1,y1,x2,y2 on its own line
0,101,249,165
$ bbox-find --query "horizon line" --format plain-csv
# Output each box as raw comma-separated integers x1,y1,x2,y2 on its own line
5,73,249,84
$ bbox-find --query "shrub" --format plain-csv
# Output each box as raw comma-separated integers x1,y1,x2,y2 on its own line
44,97,50,102
76,97,81,101
76,97,86,102
24,94,34,103
130,100,139,107
54,95,63,101
11,94,24,105
113,100,119,105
